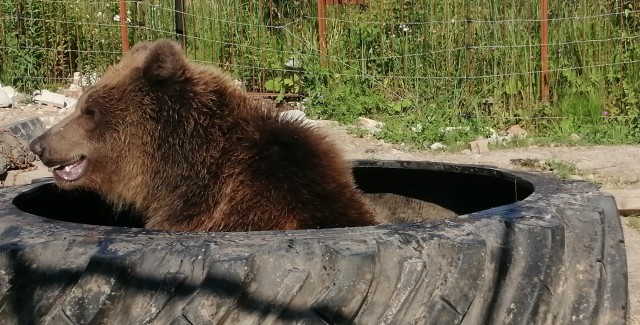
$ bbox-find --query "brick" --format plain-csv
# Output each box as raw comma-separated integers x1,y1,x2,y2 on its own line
36,90,66,108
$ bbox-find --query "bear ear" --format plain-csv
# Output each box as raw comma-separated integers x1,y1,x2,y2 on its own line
140,39,187,85
127,41,152,56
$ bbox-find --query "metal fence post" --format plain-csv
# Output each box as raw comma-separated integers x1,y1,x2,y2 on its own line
540,0,549,102
175,0,185,46
119,0,130,52
317,0,327,66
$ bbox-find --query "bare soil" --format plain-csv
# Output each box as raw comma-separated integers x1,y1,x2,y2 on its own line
2,110,638,323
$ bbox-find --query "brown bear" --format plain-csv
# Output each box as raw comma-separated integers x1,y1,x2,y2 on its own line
29,39,377,232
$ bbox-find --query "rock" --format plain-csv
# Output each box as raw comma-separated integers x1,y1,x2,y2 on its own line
569,133,581,142
233,80,244,90
357,117,384,134
72,72,82,86
2,86,17,100
430,142,447,150
506,125,527,138
618,174,639,184
64,97,78,112
469,138,490,154
488,134,500,145
72,71,100,88
441,126,470,133
11,93,29,107
1,170,21,186
63,88,83,98
0,156,7,175
313,120,340,129
13,169,53,186
278,109,306,122
460,149,472,155
34,90,66,108
41,103,60,113
284,57,303,69
0,88,11,108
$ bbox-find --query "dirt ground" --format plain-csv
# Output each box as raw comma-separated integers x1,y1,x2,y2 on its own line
2,109,639,323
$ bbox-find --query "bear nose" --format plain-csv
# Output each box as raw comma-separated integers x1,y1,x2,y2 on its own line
29,138,44,156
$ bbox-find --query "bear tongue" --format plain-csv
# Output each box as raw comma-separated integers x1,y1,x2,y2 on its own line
54,159,87,182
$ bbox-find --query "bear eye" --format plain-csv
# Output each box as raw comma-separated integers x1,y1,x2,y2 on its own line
83,107,97,118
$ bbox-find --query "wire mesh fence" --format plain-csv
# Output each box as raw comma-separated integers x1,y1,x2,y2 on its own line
0,0,639,126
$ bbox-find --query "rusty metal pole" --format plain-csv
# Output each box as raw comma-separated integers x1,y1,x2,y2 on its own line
317,0,327,66
540,0,549,102
119,0,130,52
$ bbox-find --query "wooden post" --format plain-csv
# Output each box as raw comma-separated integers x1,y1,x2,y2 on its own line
119,0,130,52
540,0,549,102
317,0,327,66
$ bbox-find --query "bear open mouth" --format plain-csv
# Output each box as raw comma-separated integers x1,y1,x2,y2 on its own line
53,156,88,182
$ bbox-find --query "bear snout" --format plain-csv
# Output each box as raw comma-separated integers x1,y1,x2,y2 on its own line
29,138,44,157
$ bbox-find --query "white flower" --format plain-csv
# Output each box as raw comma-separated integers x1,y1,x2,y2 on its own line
113,14,120,22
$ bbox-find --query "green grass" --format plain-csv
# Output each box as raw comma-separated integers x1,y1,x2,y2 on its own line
627,215,640,231
1,0,639,148
545,160,581,179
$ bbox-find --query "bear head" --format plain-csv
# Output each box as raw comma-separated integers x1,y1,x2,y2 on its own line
29,39,236,209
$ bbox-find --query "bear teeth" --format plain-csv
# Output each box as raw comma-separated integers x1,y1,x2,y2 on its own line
53,157,88,182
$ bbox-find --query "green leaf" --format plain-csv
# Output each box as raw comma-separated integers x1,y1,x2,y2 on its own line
264,78,282,92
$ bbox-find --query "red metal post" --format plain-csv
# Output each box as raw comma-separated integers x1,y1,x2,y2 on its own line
540,0,549,102
119,0,130,52
317,0,327,66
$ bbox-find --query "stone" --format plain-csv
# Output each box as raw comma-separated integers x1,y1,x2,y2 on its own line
469,138,490,154
11,93,29,107
430,142,447,150
1,170,21,186
0,88,11,108
63,88,83,98
35,90,66,108
569,133,581,142
13,169,53,186
41,103,60,113
72,71,99,87
64,97,78,111
460,149,472,155
278,109,306,122
2,86,17,100
618,174,639,184
72,72,82,86
357,117,384,134
284,57,303,69
506,125,527,138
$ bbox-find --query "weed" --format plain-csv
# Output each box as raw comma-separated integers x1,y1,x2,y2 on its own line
627,215,640,231
0,0,639,149
545,160,581,179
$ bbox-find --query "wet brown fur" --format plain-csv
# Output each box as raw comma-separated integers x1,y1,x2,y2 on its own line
30,39,377,232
